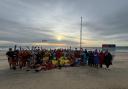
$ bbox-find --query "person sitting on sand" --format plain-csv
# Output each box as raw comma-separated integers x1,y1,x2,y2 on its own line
35,59,56,72
46,60,55,70
69,53,76,67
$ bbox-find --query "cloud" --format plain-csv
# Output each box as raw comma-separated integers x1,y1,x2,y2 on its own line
82,5,128,42
0,0,128,46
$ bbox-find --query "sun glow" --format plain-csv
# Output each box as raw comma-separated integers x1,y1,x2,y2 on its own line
57,35,63,41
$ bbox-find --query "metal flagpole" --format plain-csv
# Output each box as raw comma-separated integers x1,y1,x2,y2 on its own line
80,16,82,49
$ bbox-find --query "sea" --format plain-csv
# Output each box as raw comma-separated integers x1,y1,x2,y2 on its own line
0,46,128,53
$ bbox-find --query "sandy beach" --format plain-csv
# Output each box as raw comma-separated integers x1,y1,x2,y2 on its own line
0,52,128,89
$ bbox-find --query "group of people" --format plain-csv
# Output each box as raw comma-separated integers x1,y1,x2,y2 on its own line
6,46,113,72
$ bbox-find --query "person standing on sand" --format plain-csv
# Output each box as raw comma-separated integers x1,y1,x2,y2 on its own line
88,51,94,66
74,48,81,66
56,49,62,60
6,48,16,70
104,50,113,69
81,49,89,65
99,51,105,68
93,49,99,68
6,48,13,69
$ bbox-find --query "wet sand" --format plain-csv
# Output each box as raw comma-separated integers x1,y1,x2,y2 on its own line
0,52,128,89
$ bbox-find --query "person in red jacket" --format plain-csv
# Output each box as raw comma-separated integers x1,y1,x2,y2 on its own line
56,49,62,60
99,51,105,68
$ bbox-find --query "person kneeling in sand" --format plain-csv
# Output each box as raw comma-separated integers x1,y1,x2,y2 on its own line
35,60,55,72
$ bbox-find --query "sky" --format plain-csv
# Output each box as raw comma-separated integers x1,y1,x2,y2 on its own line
0,0,128,47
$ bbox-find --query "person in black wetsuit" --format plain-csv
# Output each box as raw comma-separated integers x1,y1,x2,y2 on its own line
13,49,19,66
6,48,16,70
35,51,43,72
88,51,94,67
104,50,113,69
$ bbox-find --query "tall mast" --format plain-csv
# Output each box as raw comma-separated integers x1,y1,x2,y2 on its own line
80,16,82,49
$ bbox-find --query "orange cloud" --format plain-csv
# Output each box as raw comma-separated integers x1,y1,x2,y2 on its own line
32,42,66,47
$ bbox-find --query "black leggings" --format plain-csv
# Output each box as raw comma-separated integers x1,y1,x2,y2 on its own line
106,64,110,68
